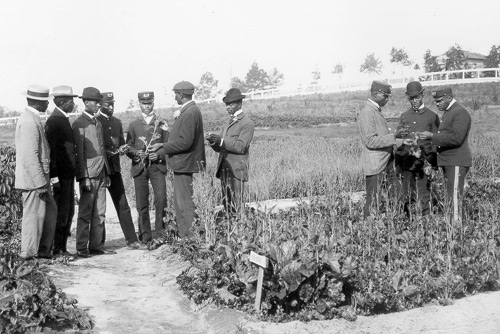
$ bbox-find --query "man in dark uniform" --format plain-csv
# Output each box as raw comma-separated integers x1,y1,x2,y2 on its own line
96,92,142,249
395,81,440,217
417,86,472,221
164,81,206,239
126,91,168,244
206,88,254,215
45,85,78,259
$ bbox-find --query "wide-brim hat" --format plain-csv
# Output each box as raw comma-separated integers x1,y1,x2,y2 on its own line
405,81,425,98
52,85,78,98
22,85,52,101
223,88,246,104
79,87,102,101
101,92,115,103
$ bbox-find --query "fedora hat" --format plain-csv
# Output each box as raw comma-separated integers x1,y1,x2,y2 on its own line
405,81,425,98
79,87,102,101
223,88,246,104
22,85,52,101
52,85,78,98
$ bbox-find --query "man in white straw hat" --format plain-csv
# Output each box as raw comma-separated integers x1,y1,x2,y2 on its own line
45,85,78,260
15,85,57,260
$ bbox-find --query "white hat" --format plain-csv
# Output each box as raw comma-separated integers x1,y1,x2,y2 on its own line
52,85,78,98
22,85,52,101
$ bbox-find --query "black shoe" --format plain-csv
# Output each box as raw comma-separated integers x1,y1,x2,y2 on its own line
89,248,117,255
77,250,91,258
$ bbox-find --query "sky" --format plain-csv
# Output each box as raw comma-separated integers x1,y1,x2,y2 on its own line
0,0,498,112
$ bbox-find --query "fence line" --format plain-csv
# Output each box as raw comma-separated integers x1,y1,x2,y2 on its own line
2,68,500,125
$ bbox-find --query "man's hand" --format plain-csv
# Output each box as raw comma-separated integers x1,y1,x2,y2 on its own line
118,144,130,155
36,185,48,195
136,150,146,159
103,176,111,188
148,152,158,161
206,134,221,146
402,138,416,146
82,178,92,192
148,143,163,152
417,131,433,140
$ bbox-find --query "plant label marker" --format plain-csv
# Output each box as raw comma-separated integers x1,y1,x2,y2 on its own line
249,251,268,311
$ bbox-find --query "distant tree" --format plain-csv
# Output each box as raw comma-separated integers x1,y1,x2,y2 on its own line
244,62,270,91
311,66,321,84
485,44,500,68
268,67,284,88
0,105,4,118
414,64,420,70
390,47,412,66
230,77,246,91
445,44,466,70
360,53,382,75
194,71,219,100
332,63,344,75
423,49,441,72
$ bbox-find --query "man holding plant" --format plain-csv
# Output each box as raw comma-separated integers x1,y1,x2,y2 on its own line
357,81,413,218
395,81,440,217
126,91,168,244
206,88,254,215
96,92,142,250
417,86,472,221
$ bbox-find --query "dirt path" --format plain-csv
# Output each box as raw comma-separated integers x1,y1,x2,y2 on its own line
47,197,500,334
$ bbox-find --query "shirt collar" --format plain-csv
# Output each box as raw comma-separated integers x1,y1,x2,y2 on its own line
446,99,456,111
56,106,69,118
414,103,425,112
26,106,40,115
233,109,243,118
142,112,154,124
83,111,95,119
181,100,194,109
98,111,110,119
368,99,380,109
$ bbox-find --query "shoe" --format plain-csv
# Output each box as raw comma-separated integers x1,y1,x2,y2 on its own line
127,241,147,250
89,248,117,255
77,250,91,258
54,250,76,261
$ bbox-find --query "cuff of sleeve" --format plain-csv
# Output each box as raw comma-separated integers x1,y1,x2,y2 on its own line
220,138,224,146
395,138,403,148
50,177,59,184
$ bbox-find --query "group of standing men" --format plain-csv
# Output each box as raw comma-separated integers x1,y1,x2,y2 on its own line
15,82,254,260
358,80,472,221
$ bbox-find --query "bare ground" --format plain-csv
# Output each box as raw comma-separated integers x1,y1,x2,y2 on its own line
46,198,500,334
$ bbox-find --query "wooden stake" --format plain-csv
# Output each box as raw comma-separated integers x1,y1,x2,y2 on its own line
249,251,268,311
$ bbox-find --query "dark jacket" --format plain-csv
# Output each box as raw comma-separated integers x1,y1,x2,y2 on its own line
72,113,110,181
210,112,254,181
126,115,168,178
432,101,472,167
164,101,206,173
96,113,125,174
45,107,76,179
395,106,440,171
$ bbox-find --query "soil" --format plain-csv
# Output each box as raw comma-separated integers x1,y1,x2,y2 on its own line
47,198,500,334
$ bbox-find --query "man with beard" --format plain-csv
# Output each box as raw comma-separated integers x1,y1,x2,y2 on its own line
73,87,113,257
395,81,440,217
15,85,57,260
126,91,168,244
45,85,79,259
417,86,472,221
357,81,413,218
96,92,143,249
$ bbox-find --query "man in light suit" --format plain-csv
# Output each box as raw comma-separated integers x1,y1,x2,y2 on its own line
163,81,206,239
45,85,78,259
15,85,57,260
72,87,113,258
206,88,254,214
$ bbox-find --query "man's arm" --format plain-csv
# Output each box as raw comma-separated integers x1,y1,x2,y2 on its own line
221,122,254,154
164,111,196,154
432,109,471,147
22,121,47,188
72,120,88,181
358,108,402,149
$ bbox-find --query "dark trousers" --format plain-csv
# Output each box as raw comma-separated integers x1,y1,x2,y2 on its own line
220,162,244,214
364,159,400,218
76,172,106,252
173,172,196,239
133,165,166,242
108,172,138,245
53,177,75,253
400,170,431,216
442,166,469,221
